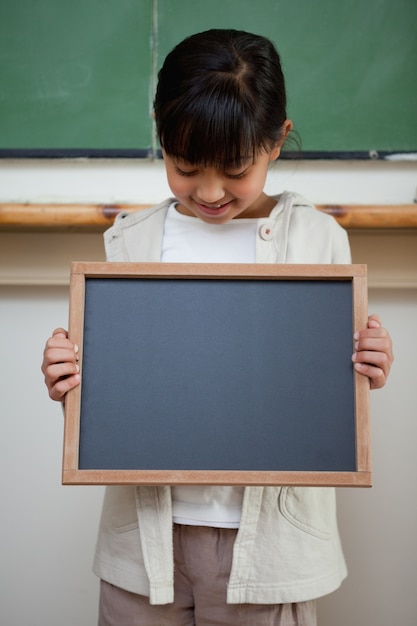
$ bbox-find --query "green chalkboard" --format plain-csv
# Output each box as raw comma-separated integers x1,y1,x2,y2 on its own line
0,0,416,158
0,0,153,155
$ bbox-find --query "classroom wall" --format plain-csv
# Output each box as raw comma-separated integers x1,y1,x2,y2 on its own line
1,158,416,626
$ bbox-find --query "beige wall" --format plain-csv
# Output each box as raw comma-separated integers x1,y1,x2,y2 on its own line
319,286,417,625
1,159,416,625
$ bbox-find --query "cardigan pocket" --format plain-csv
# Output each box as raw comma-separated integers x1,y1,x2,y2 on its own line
278,487,337,540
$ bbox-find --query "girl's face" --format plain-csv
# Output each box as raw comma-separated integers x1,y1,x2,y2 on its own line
162,145,283,224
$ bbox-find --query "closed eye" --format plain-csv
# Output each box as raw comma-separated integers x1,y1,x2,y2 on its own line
225,171,248,180
175,166,198,177
224,168,250,179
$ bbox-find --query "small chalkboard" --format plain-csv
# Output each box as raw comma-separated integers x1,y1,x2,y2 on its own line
63,262,370,486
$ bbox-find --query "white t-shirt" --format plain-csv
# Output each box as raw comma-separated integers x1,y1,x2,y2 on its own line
161,203,257,527
162,202,257,264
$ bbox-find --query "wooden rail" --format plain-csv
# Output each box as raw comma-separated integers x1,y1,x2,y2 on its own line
1,202,417,229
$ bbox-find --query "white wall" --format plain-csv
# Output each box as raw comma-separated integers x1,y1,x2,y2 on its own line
319,288,417,625
0,286,103,626
1,158,416,626
0,157,416,205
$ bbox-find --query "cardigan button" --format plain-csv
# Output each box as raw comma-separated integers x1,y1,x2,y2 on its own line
259,223,274,241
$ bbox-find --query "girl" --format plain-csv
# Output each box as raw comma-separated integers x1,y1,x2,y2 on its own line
42,29,393,626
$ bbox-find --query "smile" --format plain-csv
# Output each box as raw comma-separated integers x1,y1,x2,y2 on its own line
195,200,233,216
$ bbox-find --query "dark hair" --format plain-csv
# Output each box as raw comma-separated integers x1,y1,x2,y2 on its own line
154,29,289,168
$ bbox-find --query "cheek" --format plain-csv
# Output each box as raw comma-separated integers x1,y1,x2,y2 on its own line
233,177,264,199
166,174,191,197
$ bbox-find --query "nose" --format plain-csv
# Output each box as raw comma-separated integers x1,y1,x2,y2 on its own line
196,172,225,205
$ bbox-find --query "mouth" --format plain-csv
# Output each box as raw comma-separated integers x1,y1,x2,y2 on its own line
194,200,233,216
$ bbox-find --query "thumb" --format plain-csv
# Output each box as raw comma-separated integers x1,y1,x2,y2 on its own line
52,327,68,338
367,314,381,329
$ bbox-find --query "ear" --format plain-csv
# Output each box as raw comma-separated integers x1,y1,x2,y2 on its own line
269,119,293,161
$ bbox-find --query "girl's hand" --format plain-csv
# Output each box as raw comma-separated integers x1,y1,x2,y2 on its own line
41,328,80,401
352,314,394,390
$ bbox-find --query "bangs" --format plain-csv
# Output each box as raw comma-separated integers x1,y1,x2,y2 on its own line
158,81,273,169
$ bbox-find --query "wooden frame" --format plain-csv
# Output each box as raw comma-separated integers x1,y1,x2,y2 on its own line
2,202,417,229
63,261,371,487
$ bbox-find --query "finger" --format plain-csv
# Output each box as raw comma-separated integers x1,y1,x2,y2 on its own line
41,348,78,379
44,361,80,384
352,351,392,390
44,361,80,400
52,327,69,338
367,314,381,329
353,362,386,390
352,348,391,371
354,333,392,355
43,344,78,365
49,372,81,402
354,324,391,348
45,334,78,353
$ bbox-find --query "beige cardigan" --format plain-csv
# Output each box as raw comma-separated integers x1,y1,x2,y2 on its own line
94,192,351,605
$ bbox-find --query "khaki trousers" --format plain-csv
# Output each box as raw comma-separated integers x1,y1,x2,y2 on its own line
98,524,317,626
